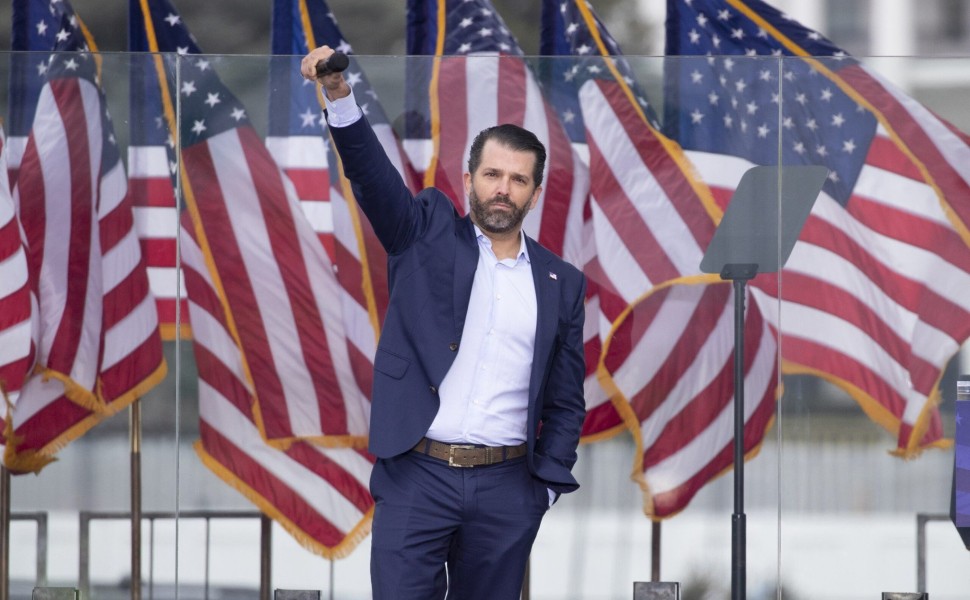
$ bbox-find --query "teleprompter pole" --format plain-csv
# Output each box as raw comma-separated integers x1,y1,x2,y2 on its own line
723,266,756,600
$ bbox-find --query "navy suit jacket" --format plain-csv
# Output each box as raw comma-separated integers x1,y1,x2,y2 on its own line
330,117,587,493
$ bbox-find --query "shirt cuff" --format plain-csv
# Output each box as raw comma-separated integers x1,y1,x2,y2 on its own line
323,88,363,128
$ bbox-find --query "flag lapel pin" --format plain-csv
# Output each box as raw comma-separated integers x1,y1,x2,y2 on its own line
549,272,557,280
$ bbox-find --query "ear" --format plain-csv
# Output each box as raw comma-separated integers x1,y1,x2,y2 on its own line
528,185,542,211
463,171,473,197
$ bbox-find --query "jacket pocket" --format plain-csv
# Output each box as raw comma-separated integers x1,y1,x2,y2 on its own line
374,348,410,379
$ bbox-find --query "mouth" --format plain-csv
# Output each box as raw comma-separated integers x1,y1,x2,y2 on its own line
488,199,514,211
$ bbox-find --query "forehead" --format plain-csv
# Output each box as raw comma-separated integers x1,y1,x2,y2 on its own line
475,139,537,176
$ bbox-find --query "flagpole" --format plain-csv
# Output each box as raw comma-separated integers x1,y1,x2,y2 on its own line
650,521,661,581
260,514,272,600
1,464,10,600
130,400,142,600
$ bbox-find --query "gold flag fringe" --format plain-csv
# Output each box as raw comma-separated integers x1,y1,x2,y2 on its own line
194,441,373,560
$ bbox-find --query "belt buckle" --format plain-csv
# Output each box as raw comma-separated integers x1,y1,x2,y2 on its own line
448,444,476,468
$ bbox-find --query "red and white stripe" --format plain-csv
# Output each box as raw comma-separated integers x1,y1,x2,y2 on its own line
579,76,778,517
182,219,374,557
182,124,370,445
3,76,164,471
128,143,185,338
267,118,414,409
4,135,27,193
842,64,970,236
17,78,104,398
97,138,165,405
0,127,36,412
265,134,334,259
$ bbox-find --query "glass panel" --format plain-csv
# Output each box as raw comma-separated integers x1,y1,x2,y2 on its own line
777,54,969,600
5,42,969,600
654,52,785,598
2,50,179,598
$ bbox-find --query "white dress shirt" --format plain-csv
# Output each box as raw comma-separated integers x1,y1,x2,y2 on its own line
323,89,363,126
427,226,537,446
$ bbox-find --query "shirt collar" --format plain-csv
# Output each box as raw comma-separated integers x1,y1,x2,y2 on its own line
472,224,531,264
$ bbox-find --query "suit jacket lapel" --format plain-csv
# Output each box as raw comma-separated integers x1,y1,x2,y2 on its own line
453,217,478,336
528,237,560,403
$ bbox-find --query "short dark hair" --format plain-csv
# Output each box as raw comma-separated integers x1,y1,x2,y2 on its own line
467,124,546,187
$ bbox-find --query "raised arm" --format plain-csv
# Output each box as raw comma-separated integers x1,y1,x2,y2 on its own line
300,45,423,254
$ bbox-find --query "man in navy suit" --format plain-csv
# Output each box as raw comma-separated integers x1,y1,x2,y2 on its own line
302,46,586,600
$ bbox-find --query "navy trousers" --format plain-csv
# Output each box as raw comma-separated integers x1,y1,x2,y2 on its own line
369,450,550,600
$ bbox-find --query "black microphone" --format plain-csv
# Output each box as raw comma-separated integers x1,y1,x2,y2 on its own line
315,52,350,77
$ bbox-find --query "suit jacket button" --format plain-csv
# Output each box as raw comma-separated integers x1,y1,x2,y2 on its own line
449,343,458,351
429,385,437,394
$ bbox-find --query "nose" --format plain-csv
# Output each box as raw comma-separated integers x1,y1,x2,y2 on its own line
495,175,511,195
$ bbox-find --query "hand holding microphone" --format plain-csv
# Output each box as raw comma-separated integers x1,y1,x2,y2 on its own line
300,47,352,101
315,51,350,78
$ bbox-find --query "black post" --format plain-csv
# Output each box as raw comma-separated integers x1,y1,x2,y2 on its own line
1,465,9,600
699,165,826,600
260,515,272,600
722,266,756,600
130,401,142,600
650,521,661,582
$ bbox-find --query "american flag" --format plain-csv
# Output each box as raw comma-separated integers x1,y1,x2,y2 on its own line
541,0,780,518
665,0,970,454
539,0,639,441
405,0,588,267
268,0,337,260
0,126,36,421
181,222,374,558
6,0,56,187
130,0,374,555
3,0,166,473
269,0,419,412
128,4,186,339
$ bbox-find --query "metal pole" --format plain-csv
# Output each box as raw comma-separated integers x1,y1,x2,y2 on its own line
731,276,747,600
204,519,211,600
650,521,661,582
130,400,142,600
79,512,90,600
37,512,48,586
260,515,271,600
148,519,155,600
1,465,10,600
916,513,928,593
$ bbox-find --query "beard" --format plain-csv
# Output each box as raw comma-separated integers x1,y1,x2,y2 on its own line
469,187,531,235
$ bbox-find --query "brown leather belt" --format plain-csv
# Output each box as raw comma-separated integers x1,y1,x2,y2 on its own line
411,437,527,468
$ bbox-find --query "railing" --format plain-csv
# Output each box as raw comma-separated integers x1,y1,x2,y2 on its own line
915,512,952,594
1,509,960,598
77,511,265,600
10,512,49,589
